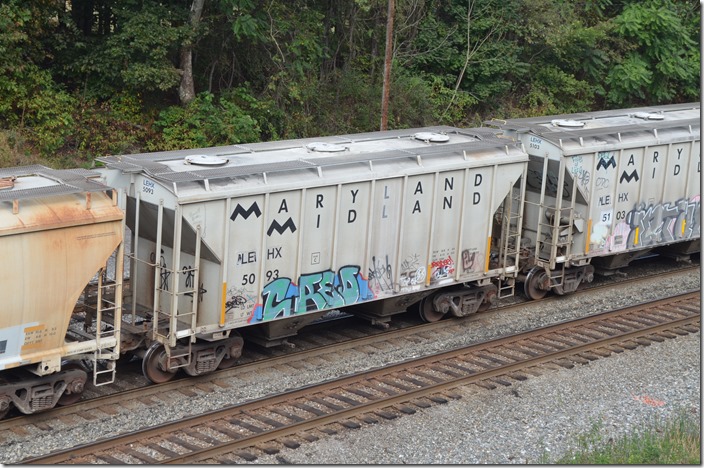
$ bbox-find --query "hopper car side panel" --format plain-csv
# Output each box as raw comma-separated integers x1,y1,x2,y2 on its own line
103,128,529,349
0,222,122,371
0,183,123,373
574,140,700,256
223,164,523,327
142,160,527,334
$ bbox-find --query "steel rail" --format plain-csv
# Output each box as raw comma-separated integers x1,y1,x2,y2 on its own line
23,291,699,464
7,264,694,433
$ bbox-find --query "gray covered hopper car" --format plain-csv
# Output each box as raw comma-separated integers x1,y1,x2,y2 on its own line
97,126,529,382
488,102,700,299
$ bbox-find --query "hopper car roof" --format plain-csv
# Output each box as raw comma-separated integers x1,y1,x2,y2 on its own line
97,126,527,199
487,102,700,155
0,165,112,202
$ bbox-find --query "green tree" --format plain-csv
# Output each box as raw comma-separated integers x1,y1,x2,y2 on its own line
72,3,187,101
605,0,699,105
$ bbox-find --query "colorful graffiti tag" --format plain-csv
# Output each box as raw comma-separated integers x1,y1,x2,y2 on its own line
399,254,426,288
591,196,700,252
250,265,373,322
625,196,700,248
430,255,456,282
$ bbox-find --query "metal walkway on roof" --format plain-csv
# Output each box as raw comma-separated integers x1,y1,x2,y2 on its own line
97,129,516,187
0,165,109,201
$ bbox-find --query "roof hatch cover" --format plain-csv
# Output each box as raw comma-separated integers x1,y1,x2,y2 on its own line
306,142,348,152
551,119,585,128
413,132,450,143
184,154,229,166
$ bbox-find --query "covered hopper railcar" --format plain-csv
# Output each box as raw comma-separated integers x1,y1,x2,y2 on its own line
488,102,700,299
0,102,697,415
97,126,529,383
0,166,124,417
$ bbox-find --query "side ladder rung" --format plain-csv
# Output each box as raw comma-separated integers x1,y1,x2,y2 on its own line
498,278,515,298
167,347,192,370
93,359,117,386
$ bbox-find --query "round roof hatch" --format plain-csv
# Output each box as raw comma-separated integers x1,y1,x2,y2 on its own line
184,154,229,166
551,119,585,128
306,142,348,152
634,112,665,120
413,132,450,142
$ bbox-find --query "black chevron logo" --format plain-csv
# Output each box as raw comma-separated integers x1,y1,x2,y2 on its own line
619,170,640,183
597,156,616,170
267,218,297,236
230,202,262,221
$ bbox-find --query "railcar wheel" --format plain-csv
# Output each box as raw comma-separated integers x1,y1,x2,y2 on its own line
524,267,549,300
418,296,446,323
218,355,238,369
0,397,11,419
57,361,88,406
142,343,177,384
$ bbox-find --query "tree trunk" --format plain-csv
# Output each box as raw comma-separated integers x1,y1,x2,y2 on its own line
380,0,395,131
178,0,205,106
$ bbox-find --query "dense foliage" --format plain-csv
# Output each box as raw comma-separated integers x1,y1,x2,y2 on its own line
0,0,699,167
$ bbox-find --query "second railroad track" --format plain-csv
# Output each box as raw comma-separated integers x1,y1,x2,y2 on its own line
24,290,700,464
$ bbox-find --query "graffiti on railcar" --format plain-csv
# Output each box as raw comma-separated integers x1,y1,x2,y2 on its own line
368,255,394,293
570,155,591,198
182,265,207,302
591,196,700,251
625,196,700,247
225,286,257,313
150,249,170,291
430,254,456,282
399,254,426,288
461,249,484,273
250,265,373,322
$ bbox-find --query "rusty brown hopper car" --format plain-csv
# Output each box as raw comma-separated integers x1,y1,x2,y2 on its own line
0,166,124,416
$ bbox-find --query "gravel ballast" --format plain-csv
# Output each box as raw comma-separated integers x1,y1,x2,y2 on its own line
0,266,699,464
255,331,700,464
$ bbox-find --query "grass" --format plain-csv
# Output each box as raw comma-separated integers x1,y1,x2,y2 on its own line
553,412,700,464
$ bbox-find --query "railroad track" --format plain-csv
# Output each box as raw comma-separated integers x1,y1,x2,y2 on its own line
0,264,696,448
23,290,700,464
1,263,696,430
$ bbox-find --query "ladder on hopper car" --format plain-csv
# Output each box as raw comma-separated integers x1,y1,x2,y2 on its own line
149,202,201,370
77,222,125,387
91,257,123,386
530,157,578,291
497,179,525,299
